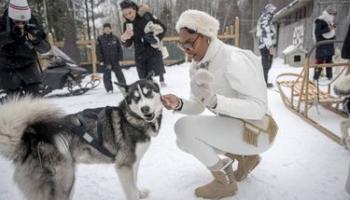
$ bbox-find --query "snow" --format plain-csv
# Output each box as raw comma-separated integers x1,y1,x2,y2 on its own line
0,58,349,200
282,45,306,55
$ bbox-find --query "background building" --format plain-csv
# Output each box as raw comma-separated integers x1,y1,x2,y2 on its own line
271,0,350,58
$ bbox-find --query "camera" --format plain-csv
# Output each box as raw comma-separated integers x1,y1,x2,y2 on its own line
25,24,42,38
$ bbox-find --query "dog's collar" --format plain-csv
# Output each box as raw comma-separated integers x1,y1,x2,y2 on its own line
144,113,157,123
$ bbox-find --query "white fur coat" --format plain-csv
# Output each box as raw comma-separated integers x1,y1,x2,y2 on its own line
179,39,268,121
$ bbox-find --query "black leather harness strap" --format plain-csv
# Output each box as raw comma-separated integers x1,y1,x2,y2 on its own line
71,107,115,159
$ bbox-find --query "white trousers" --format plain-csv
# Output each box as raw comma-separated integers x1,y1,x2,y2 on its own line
175,115,272,167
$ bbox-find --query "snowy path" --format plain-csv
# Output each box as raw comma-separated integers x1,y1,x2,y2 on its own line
0,59,349,200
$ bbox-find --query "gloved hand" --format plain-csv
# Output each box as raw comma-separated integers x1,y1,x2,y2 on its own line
190,69,217,108
143,32,158,45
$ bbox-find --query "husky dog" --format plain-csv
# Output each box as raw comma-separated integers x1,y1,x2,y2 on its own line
0,77,163,200
334,75,350,149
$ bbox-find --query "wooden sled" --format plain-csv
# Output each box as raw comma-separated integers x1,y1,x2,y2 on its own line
276,40,350,145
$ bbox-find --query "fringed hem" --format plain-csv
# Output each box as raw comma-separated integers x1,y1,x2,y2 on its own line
242,115,279,147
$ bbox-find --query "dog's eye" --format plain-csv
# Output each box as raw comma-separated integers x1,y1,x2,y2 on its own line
142,87,149,94
134,91,140,98
142,87,153,97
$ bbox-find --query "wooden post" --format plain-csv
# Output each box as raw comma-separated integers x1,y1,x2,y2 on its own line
225,26,229,35
234,17,240,47
47,33,54,47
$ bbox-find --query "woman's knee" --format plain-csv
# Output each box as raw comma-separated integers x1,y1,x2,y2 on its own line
174,117,190,137
176,138,189,153
174,116,195,147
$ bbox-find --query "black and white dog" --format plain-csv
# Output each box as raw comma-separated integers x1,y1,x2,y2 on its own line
334,74,350,149
0,77,163,200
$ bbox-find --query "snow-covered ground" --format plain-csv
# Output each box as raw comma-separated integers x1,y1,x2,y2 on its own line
0,58,349,200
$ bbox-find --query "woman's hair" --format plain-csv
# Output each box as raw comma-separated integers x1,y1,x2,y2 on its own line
181,27,196,34
119,0,138,11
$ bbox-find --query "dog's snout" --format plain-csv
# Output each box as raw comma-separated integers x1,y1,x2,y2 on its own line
141,106,151,114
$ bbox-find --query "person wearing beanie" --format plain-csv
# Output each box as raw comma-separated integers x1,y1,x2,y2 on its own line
313,5,337,82
0,0,50,96
161,10,278,199
96,22,126,93
119,0,167,86
256,3,277,88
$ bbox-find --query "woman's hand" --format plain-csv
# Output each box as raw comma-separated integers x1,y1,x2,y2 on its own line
191,69,217,108
121,29,134,41
161,94,181,110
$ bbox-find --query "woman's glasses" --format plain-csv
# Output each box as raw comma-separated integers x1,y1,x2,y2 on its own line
177,35,200,51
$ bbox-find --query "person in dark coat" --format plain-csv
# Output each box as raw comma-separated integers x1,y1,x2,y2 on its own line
0,0,50,96
313,6,337,81
96,23,126,93
342,18,350,59
119,0,167,86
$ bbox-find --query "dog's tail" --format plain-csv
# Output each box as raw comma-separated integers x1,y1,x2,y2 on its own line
0,95,64,159
334,75,350,96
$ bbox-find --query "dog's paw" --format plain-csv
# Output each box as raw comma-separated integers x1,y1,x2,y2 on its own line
138,188,150,199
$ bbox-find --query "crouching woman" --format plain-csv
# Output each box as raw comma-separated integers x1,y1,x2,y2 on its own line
161,10,279,199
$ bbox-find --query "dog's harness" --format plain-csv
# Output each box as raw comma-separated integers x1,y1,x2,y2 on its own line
70,107,116,159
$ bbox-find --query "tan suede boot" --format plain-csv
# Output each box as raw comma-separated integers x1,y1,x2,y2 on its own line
195,161,238,199
225,153,261,182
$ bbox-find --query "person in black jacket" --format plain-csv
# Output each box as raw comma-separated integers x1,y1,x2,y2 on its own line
0,0,50,97
342,18,350,59
119,0,167,86
313,6,337,81
96,23,126,93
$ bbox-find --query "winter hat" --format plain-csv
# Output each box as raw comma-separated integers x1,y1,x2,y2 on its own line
264,3,277,14
176,10,220,39
326,5,337,15
103,23,111,28
119,0,138,11
8,0,31,21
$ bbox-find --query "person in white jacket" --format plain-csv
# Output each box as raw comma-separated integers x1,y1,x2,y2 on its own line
161,10,278,199
256,3,277,88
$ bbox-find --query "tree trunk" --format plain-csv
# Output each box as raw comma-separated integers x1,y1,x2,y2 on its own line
238,0,254,49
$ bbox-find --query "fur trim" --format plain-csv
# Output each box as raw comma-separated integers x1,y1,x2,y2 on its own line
0,95,64,159
176,9,220,39
334,75,350,96
318,10,336,39
144,21,163,35
263,3,277,14
138,4,150,17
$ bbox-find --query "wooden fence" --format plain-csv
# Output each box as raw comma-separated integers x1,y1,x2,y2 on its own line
50,17,240,75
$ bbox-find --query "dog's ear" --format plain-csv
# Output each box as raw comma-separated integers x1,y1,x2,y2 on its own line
114,82,129,93
145,71,155,81
152,81,160,93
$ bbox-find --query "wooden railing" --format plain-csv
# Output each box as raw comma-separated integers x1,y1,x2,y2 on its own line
49,17,240,75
